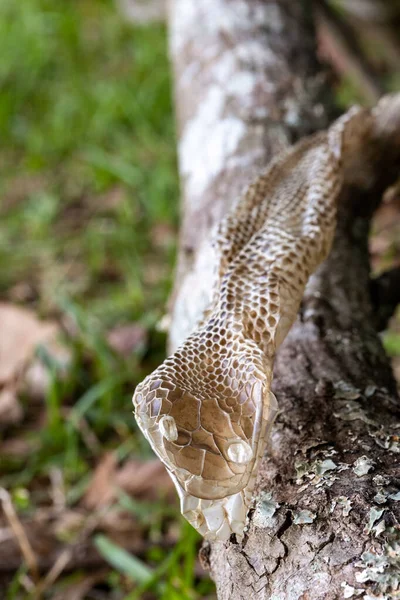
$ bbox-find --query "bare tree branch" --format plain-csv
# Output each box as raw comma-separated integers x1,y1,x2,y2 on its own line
167,1,400,598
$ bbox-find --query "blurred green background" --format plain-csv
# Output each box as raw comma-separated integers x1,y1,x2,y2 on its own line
0,1,399,599
0,0,215,598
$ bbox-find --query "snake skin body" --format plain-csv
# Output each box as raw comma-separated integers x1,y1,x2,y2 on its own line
132,100,391,541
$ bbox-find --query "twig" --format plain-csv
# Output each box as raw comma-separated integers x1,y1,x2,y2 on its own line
49,467,66,513
0,487,39,582
34,549,73,599
34,503,113,598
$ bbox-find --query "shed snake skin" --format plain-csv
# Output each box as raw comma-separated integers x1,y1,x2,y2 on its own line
133,95,400,541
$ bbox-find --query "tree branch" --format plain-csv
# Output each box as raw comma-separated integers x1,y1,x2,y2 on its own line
167,0,331,353
167,1,400,598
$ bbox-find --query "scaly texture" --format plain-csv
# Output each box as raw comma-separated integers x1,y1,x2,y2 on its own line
132,97,397,541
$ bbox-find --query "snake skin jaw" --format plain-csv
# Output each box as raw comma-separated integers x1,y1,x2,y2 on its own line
171,473,251,540
178,391,278,541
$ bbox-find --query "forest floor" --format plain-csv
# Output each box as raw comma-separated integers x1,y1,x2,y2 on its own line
0,1,399,599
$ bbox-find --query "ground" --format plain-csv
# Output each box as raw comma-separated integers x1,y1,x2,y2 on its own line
0,1,398,599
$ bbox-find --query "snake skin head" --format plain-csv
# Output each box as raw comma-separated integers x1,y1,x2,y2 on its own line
132,351,270,502
131,96,400,540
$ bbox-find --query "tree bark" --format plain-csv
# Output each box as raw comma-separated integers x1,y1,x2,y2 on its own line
167,1,400,598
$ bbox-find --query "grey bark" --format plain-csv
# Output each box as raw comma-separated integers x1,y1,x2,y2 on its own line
167,1,400,598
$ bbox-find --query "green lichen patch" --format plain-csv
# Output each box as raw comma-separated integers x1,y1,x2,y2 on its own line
366,507,385,534
353,456,376,477
355,527,400,595
253,491,280,528
293,509,316,525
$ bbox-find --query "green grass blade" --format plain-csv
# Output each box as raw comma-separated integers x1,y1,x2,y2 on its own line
94,534,153,584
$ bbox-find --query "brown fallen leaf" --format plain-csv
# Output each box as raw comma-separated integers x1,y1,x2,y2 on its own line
0,437,37,458
374,202,400,233
114,459,173,500
83,453,118,510
0,303,57,384
0,303,71,409
0,386,23,425
8,281,35,303
23,339,71,400
107,323,147,358
370,233,392,260
83,454,173,510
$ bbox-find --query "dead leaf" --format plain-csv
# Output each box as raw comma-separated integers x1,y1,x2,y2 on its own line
8,282,35,303
370,234,391,259
83,453,118,510
0,437,37,458
0,303,57,384
83,455,173,510
23,339,71,400
107,323,147,358
0,386,23,425
115,459,173,500
0,303,71,406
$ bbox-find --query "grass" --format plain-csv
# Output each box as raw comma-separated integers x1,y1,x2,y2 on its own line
0,0,214,597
